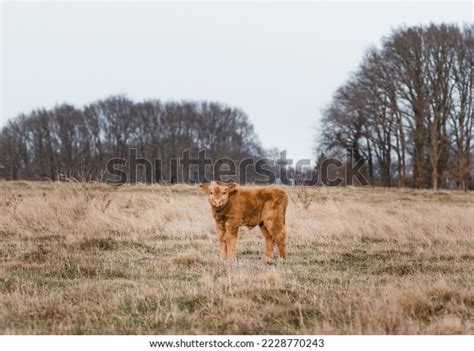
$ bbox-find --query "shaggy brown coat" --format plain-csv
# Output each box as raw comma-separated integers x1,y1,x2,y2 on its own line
200,181,288,262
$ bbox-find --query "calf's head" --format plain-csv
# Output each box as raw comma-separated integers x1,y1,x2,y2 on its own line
200,181,238,211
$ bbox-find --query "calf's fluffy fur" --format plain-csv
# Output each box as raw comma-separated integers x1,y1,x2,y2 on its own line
200,181,288,262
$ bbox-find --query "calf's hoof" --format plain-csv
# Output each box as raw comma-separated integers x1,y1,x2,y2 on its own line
265,258,276,265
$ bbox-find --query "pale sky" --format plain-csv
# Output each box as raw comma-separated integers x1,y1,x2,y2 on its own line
1,1,472,161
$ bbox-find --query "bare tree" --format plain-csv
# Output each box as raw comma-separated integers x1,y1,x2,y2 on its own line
0,96,264,182
318,23,473,190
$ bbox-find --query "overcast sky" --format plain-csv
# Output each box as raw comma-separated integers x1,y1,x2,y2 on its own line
1,1,472,161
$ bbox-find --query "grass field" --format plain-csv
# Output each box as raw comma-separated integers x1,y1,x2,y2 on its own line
0,181,473,334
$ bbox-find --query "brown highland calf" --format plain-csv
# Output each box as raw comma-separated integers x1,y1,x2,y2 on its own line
200,181,288,262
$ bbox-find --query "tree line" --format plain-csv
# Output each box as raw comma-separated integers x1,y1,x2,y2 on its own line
2,23,472,188
0,96,264,182
317,24,473,190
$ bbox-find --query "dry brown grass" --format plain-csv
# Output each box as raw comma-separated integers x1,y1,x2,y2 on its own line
0,181,473,334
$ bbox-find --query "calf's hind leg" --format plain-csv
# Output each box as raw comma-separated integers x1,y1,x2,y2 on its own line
267,218,287,261
275,228,287,260
259,225,274,263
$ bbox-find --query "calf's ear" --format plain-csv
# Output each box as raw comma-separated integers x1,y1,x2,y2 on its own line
226,182,238,193
199,183,210,193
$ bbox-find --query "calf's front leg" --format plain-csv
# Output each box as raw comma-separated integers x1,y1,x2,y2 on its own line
224,223,239,262
215,221,227,261
219,240,227,261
